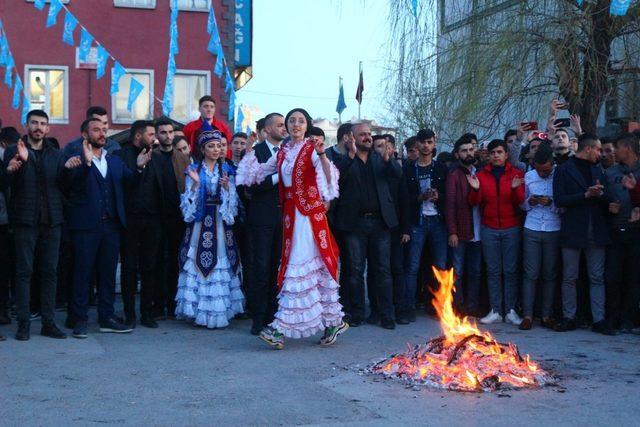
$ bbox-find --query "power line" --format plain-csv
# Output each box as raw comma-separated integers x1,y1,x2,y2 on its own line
241,89,381,100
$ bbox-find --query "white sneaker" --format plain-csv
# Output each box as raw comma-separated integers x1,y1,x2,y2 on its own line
505,309,523,326
480,310,502,324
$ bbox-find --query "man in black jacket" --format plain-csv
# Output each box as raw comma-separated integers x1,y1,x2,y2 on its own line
114,120,163,328
334,122,402,329
3,110,67,340
242,112,287,335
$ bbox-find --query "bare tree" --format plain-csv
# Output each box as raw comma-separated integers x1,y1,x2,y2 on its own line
386,0,640,143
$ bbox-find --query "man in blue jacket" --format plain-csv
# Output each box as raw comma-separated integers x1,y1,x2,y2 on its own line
63,117,151,339
553,133,614,335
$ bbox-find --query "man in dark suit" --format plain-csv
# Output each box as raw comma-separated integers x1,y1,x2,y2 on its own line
64,117,151,339
553,133,613,335
114,120,166,328
242,112,287,335
333,122,402,329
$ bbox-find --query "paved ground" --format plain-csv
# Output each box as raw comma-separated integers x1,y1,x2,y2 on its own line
1,308,639,426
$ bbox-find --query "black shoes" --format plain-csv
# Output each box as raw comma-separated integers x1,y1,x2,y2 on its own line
64,316,76,329
15,321,30,341
408,311,416,323
366,312,380,325
99,317,134,334
41,323,67,339
592,320,616,336
555,318,577,332
380,318,396,330
0,309,10,325
140,316,159,329
73,320,88,339
396,313,410,325
348,317,364,327
124,317,137,330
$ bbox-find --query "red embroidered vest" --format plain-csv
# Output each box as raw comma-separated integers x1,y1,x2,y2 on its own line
277,140,325,216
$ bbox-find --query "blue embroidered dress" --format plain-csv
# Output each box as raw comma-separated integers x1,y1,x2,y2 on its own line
175,162,244,328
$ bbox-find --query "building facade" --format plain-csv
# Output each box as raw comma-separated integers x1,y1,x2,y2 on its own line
0,0,237,144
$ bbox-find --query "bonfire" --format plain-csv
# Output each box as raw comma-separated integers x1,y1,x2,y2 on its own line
368,268,553,392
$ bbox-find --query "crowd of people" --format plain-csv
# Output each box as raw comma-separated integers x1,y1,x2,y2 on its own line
1,97,639,347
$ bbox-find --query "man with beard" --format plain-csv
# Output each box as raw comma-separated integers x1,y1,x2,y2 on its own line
334,123,402,329
64,118,151,338
238,112,287,335
445,133,483,317
114,120,167,328
3,110,67,340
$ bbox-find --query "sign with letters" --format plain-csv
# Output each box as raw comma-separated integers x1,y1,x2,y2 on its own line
234,0,252,68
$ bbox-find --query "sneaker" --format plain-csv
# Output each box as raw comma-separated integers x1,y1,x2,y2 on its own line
99,318,134,334
15,321,30,341
72,320,88,339
319,321,349,346
41,323,67,339
592,320,616,336
480,310,502,324
259,326,284,350
505,309,523,326
29,311,41,321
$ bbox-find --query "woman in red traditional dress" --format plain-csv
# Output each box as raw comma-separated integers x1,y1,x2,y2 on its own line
237,108,348,349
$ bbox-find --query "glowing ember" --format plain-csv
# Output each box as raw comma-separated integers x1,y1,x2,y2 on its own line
368,268,554,392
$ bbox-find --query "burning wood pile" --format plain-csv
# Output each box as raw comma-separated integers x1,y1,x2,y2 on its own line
368,268,554,392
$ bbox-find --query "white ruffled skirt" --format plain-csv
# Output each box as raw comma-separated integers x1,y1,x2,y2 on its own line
175,217,244,329
270,208,344,339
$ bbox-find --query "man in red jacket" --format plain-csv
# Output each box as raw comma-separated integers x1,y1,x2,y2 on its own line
182,95,231,157
468,139,525,326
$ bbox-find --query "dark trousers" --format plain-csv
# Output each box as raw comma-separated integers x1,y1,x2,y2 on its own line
71,221,120,322
369,227,407,318
14,225,61,324
344,217,394,320
233,221,251,296
0,224,11,313
606,227,640,327
246,222,281,325
159,216,184,314
120,217,163,320
333,229,351,315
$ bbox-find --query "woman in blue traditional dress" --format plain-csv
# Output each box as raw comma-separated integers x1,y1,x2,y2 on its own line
174,127,244,328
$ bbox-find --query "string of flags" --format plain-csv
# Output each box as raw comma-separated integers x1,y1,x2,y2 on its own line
0,18,31,125
162,0,179,115
206,4,236,122
575,0,634,15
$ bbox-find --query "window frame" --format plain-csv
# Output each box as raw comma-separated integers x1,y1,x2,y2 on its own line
24,64,70,125
176,0,209,12
110,68,155,125
113,0,156,9
170,69,211,123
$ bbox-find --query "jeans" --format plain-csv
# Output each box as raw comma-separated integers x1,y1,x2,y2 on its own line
561,245,605,323
522,228,559,318
403,216,447,313
14,225,61,324
480,226,520,315
344,217,393,320
449,240,482,312
605,227,640,327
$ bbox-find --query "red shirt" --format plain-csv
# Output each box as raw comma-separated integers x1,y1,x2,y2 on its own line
468,162,525,229
183,117,232,155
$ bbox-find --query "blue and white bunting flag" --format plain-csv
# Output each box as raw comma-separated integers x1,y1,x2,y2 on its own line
610,0,632,15
111,61,126,95
207,6,216,34
0,35,8,66
225,69,234,94
79,28,94,62
235,106,245,133
228,92,236,121
12,77,23,109
127,77,144,112
46,0,63,28
96,45,108,79
162,54,176,115
214,46,224,77
207,30,220,55
4,53,14,88
34,0,46,10
21,94,30,125
62,11,78,45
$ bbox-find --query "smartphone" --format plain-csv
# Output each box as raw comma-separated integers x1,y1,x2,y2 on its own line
554,118,571,128
521,121,538,131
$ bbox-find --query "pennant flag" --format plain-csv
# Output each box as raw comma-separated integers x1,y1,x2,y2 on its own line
235,107,245,133
355,67,364,104
12,77,23,109
34,0,46,10
214,46,224,77
207,6,216,34
96,45,108,79
228,92,236,121
411,0,418,18
225,69,234,94
79,28,94,62
245,125,251,134
162,73,174,116
336,79,347,115
127,77,144,112
21,94,30,125
62,10,78,45
110,61,126,94
46,0,63,28
207,31,221,55
170,22,179,55
0,35,8,66
4,53,14,88
610,0,632,15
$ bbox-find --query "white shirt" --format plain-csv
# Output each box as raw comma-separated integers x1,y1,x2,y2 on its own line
469,166,481,242
266,140,281,185
522,168,561,232
92,149,108,178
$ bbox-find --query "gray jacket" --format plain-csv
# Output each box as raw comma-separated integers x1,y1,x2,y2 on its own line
604,161,640,228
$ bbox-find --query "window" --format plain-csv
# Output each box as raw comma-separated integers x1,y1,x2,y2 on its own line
176,0,209,12
111,69,154,124
113,0,156,9
25,65,69,124
170,70,210,123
